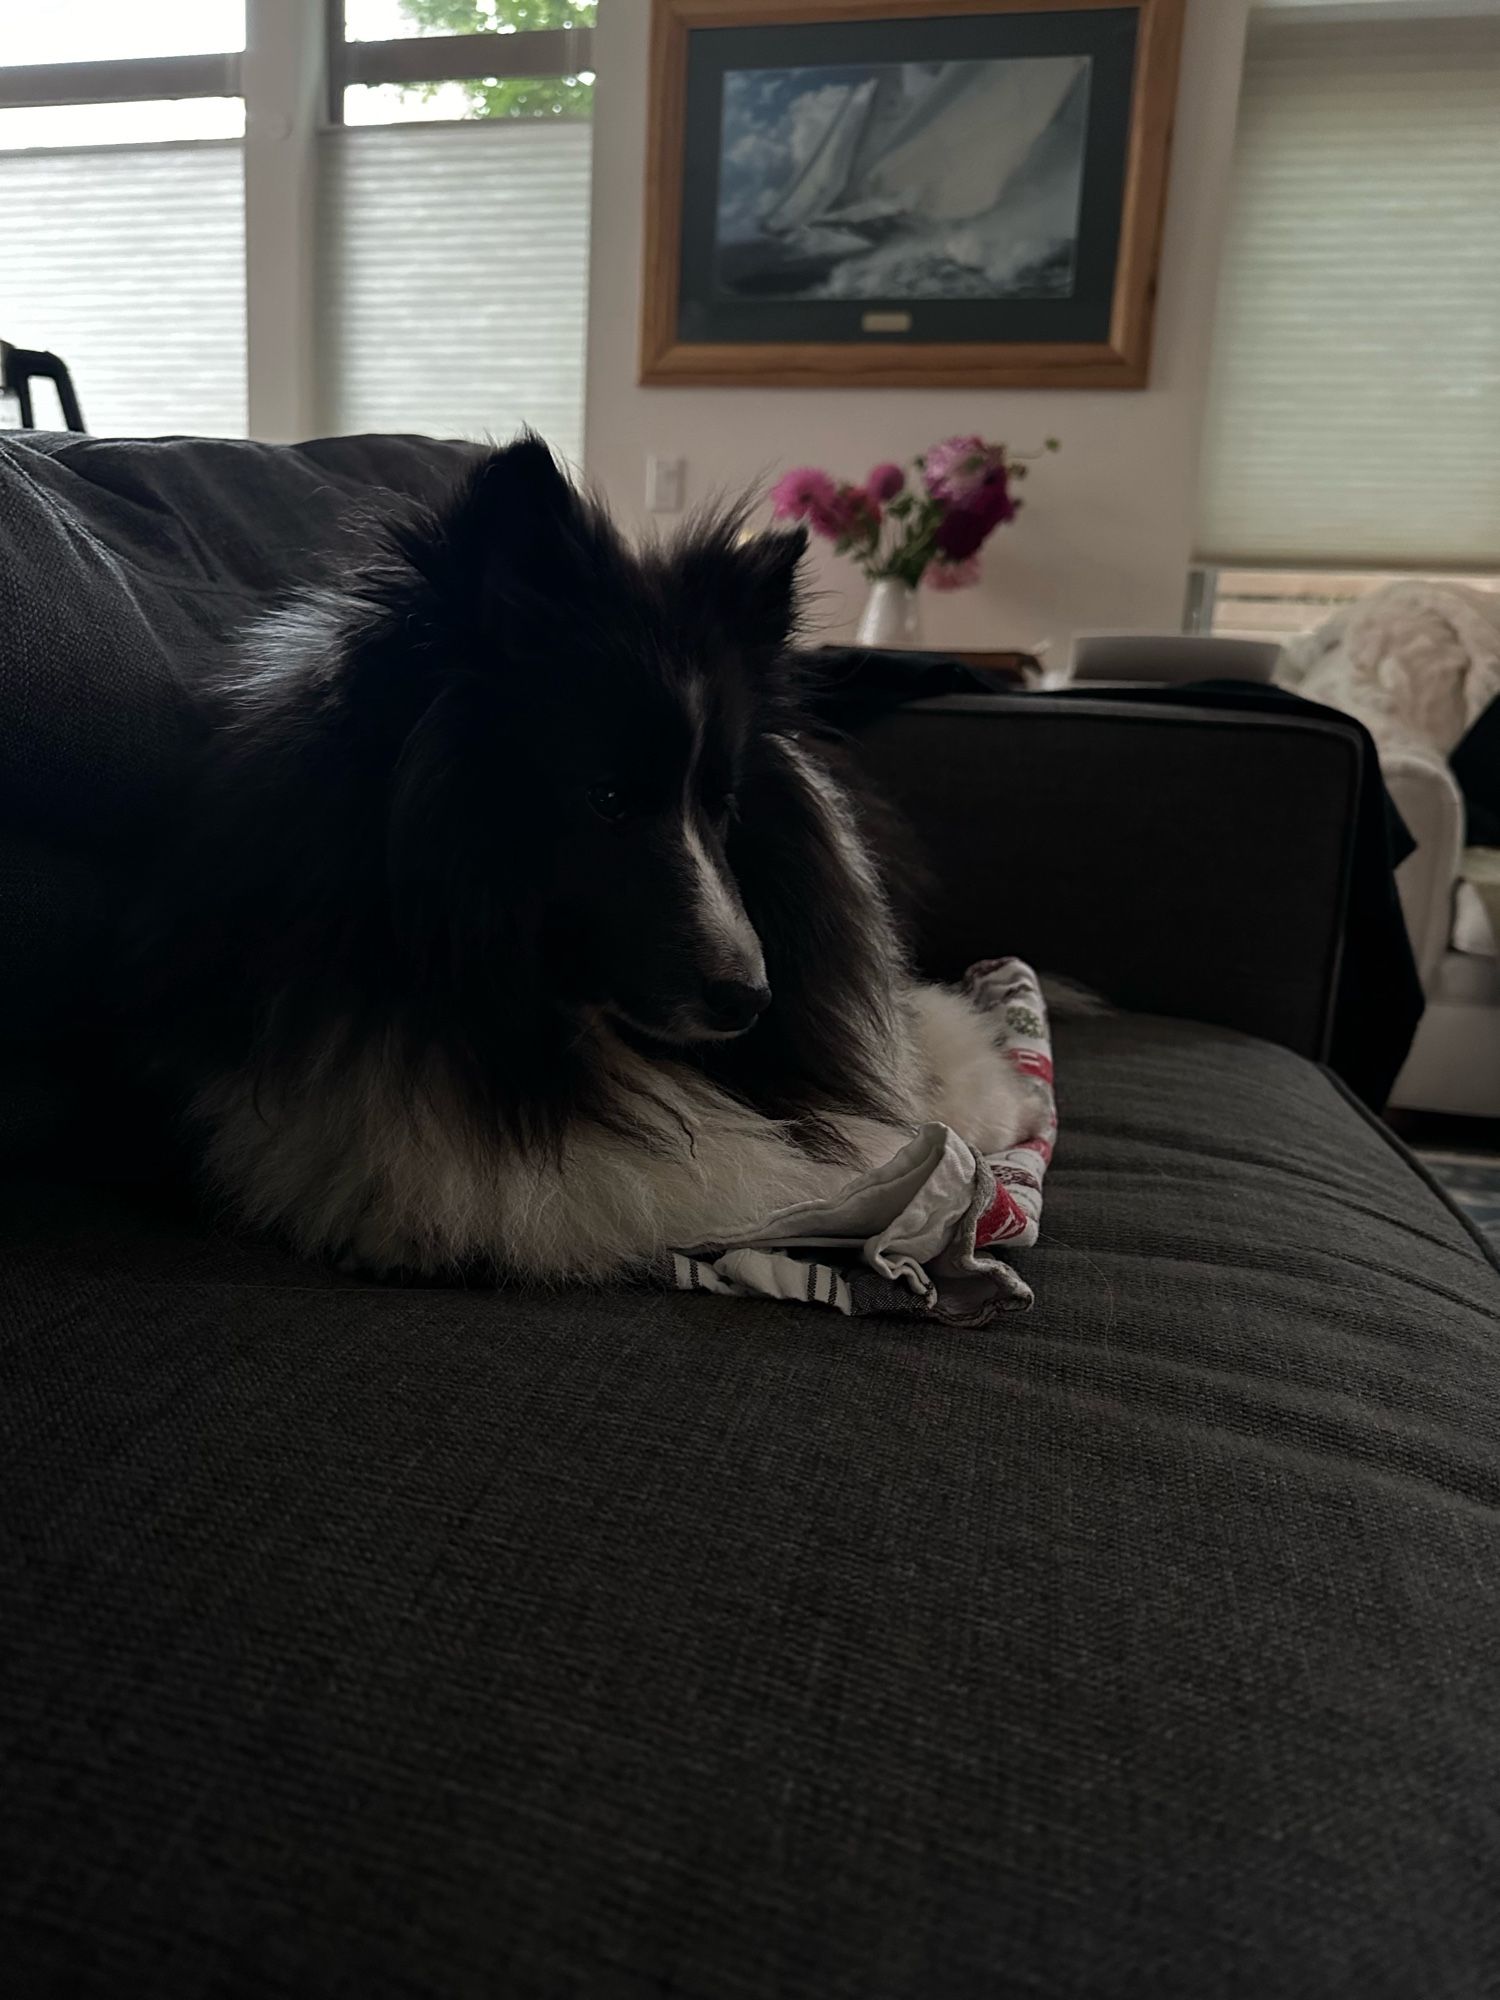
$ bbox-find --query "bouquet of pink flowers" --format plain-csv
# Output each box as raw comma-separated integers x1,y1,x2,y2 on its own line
770,433,1058,592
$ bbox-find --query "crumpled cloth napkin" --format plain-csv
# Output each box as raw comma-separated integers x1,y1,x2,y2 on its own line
655,958,1055,1326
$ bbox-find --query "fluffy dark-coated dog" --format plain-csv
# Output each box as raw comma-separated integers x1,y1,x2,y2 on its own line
150,437,1027,1280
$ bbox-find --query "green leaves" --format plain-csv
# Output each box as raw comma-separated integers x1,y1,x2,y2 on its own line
860,486,944,588
396,0,598,118
398,0,595,30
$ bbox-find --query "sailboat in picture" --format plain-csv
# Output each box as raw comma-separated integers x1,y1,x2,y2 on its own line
718,55,1091,302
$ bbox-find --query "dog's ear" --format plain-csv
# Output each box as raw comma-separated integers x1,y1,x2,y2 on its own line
736,525,808,649
395,433,620,637
453,435,578,559
675,521,808,657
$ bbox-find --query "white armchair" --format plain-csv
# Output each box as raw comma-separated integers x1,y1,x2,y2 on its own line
1383,752,1500,1115
1278,581,1500,1117
1386,750,1465,990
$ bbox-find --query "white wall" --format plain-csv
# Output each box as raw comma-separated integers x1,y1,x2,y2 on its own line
583,0,1251,656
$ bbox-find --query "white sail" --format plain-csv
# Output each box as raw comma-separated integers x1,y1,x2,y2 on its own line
761,78,878,235
863,57,1087,224
760,57,1088,238
843,65,937,194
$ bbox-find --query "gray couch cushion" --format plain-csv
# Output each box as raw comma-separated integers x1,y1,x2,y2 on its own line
2,1017,1496,1998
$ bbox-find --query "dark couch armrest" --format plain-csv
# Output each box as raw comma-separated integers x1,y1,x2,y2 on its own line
850,695,1362,1061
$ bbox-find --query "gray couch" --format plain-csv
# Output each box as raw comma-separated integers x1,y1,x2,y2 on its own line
3,435,1497,1999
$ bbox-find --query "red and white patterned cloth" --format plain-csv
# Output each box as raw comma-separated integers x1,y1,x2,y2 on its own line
659,958,1055,1326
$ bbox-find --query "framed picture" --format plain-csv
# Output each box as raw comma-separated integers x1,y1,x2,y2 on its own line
640,0,1186,389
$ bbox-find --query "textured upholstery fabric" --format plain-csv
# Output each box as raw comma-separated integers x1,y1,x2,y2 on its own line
3,1018,1497,1998
0,431,477,840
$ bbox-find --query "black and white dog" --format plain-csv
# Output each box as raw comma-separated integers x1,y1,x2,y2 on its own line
147,438,1027,1280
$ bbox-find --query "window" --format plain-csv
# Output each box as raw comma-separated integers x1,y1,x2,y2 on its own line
0,2,594,456
0,0,245,68
321,2,595,463
1193,569,1500,643
0,6,248,437
1192,1,1500,637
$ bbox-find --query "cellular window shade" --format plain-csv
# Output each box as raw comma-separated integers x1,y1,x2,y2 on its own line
1196,14,1500,569
318,120,592,467
0,141,246,437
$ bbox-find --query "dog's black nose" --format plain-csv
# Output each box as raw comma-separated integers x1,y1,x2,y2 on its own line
702,979,772,1033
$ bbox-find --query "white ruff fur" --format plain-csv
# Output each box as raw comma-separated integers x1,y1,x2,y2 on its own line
197,990,1026,1284
194,735,1029,1281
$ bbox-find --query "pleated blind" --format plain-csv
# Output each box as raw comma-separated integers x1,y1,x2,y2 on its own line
317,120,593,466
0,140,246,437
1196,11,1500,569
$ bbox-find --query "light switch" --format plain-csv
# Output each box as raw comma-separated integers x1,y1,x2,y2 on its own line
646,453,685,513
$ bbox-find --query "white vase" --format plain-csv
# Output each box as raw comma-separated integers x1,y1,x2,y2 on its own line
855,577,922,650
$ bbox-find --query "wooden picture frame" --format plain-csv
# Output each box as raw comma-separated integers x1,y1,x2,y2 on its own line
640,0,1186,389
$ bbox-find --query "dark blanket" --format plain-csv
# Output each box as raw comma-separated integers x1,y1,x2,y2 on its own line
0,431,479,1158
803,643,1020,716
0,430,478,842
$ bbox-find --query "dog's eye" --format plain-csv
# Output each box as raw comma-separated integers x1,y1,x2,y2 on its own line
587,783,631,823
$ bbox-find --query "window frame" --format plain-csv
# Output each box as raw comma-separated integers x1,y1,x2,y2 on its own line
1185,564,1500,641
0,54,242,109
328,14,594,124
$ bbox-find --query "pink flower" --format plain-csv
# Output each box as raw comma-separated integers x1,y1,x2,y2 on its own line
807,498,849,540
770,466,839,522
969,468,1017,532
810,483,879,543
933,506,986,562
925,556,981,591
848,485,883,535
866,461,905,502
923,435,1001,507
932,465,1016,565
